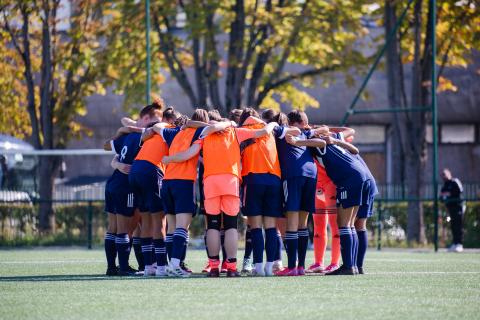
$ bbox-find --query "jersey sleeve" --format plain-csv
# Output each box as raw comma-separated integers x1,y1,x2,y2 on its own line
304,129,314,139
160,127,181,147
111,135,126,154
273,125,286,139
191,127,204,145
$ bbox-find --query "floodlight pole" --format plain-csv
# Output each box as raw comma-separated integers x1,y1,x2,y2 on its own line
145,0,151,105
431,0,439,252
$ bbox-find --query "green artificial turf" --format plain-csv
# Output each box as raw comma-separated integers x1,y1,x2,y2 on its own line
0,248,479,320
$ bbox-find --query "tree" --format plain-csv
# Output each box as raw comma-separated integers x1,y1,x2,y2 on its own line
149,0,372,114
0,0,126,232
383,0,479,243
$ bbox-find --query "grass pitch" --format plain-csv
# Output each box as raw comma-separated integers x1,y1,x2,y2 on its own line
0,248,479,320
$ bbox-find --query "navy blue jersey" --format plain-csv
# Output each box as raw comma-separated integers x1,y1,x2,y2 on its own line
106,132,142,193
313,133,367,187
354,154,379,195
276,128,317,180
113,132,142,165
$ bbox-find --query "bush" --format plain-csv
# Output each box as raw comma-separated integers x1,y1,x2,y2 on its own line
1,201,479,247
369,201,480,248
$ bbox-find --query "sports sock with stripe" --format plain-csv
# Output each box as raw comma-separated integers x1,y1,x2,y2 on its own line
115,233,130,271
171,228,188,268
285,231,298,269
297,228,309,268
339,227,353,268
356,229,368,268
141,237,153,267
351,227,358,268
104,232,117,269
153,238,167,268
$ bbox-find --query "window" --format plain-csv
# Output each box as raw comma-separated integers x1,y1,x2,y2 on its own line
349,125,385,144
441,124,475,143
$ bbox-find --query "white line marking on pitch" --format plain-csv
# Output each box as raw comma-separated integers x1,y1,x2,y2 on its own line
0,259,104,264
368,271,480,275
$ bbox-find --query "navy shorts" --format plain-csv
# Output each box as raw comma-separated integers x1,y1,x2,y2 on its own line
337,179,375,210
282,176,316,213
357,180,376,218
104,189,136,217
242,183,283,217
129,160,164,213
104,188,115,214
161,179,197,216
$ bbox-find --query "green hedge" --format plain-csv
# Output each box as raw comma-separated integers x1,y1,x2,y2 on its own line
1,201,479,247
368,201,480,248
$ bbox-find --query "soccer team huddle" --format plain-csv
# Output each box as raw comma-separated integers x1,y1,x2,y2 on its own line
103,97,378,278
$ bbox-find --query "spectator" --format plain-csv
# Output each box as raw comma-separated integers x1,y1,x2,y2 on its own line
440,168,465,252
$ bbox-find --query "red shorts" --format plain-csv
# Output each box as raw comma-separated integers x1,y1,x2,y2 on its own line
315,180,337,212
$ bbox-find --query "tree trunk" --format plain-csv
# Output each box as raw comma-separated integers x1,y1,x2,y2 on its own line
384,0,406,185
37,156,59,232
406,0,427,244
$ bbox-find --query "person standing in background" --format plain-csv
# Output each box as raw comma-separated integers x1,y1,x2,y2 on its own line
440,168,466,253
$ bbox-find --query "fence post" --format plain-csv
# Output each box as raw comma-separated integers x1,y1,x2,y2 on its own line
87,201,93,250
377,201,383,251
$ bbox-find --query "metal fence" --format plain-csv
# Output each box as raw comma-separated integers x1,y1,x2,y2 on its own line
1,182,479,249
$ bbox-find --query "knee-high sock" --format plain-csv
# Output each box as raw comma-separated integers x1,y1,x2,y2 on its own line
141,237,153,267
339,227,353,268
165,233,173,260
313,214,328,265
170,228,188,267
265,228,278,263
132,237,144,270
275,231,283,261
356,229,368,268
115,233,130,271
181,234,189,262
153,238,167,267
328,213,341,265
351,228,358,268
250,228,264,264
104,232,117,269
244,226,253,260
285,231,298,269
297,228,309,268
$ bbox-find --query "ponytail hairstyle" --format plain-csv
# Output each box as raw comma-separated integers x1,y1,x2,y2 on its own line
163,107,180,124
174,114,189,127
139,96,165,119
261,109,277,123
273,112,288,126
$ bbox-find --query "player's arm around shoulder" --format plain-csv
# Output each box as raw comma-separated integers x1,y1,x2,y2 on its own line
286,135,327,148
162,142,202,165
199,121,233,138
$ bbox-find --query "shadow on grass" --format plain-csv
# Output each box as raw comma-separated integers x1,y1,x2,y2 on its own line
0,273,213,282
0,272,330,282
